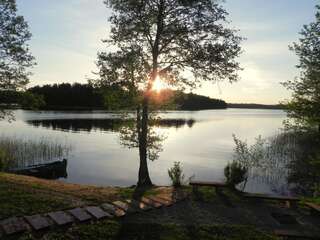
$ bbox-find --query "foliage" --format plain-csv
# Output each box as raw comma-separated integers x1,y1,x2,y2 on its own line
233,131,320,196
27,83,227,111
232,135,267,170
231,134,289,192
285,131,320,196
101,0,243,91
119,116,166,162
224,161,248,189
168,161,185,188
0,136,71,170
282,5,320,131
29,83,105,110
19,92,45,110
0,0,35,119
174,92,227,110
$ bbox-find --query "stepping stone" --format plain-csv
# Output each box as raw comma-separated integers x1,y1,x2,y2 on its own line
0,217,29,235
147,196,173,207
25,215,52,231
85,206,112,220
141,197,163,208
112,200,139,213
68,208,92,222
126,200,152,211
101,203,126,217
48,211,74,226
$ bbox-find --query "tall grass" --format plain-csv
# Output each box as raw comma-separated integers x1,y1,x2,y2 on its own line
0,136,71,170
232,131,300,195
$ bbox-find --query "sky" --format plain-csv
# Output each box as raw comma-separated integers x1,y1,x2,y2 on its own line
16,0,317,104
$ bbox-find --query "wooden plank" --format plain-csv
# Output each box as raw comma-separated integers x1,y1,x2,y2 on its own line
189,181,227,187
274,229,318,239
141,197,163,208
126,200,152,211
147,196,173,207
305,202,320,212
243,193,299,202
157,195,176,203
101,203,126,217
112,201,139,213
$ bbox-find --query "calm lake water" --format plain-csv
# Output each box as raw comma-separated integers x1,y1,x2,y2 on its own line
0,109,288,194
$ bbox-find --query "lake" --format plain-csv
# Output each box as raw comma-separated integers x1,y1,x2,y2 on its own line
0,109,288,194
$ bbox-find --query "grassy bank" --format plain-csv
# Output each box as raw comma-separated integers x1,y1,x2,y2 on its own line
2,173,317,239
13,221,277,240
0,173,118,220
0,173,170,220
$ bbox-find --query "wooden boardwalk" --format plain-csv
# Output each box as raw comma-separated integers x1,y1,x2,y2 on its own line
0,193,188,238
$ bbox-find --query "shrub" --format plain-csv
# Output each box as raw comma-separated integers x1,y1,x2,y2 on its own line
168,162,185,188
224,161,248,189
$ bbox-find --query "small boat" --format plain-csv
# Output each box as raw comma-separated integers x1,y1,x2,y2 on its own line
8,159,68,180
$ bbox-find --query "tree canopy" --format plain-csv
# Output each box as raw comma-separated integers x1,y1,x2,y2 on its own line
283,5,320,132
0,0,35,119
98,0,243,92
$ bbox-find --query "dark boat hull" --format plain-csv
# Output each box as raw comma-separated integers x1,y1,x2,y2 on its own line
9,159,68,180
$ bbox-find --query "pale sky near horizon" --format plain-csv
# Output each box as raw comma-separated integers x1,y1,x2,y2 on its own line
16,0,317,104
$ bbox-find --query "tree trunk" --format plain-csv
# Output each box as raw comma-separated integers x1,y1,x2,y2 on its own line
137,102,153,187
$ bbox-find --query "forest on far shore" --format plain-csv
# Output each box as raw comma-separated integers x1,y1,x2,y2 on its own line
0,83,282,111
0,83,227,111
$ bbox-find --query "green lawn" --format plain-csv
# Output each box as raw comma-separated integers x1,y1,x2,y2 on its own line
0,173,171,220
13,221,278,240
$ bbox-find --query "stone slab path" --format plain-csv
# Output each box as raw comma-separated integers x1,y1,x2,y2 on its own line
0,194,186,238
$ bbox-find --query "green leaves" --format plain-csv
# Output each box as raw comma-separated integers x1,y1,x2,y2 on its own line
98,0,243,92
0,0,35,120
283,4,320,131
168,161,185,187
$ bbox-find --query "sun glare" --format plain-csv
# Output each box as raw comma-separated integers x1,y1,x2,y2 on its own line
152,76,167,92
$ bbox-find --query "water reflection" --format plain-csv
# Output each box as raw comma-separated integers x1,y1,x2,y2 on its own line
0,109,290,193
26,118,196,133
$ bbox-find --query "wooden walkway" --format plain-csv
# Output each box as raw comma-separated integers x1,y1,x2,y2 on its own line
0,194,188,238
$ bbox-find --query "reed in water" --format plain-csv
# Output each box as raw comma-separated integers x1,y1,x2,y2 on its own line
0,136,71,170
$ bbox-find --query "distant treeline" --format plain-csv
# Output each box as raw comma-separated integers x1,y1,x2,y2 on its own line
228,103,284,110
0,83,284,111
174,92,227,110
29,83,105,110
25,83,227,111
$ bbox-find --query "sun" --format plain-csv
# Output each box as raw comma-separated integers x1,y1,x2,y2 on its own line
152,76,167,92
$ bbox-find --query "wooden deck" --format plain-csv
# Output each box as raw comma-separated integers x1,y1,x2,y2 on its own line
305,202,320,216
274,229,319,239
243,193,299,208
189,180,228,194
189,181,228,187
